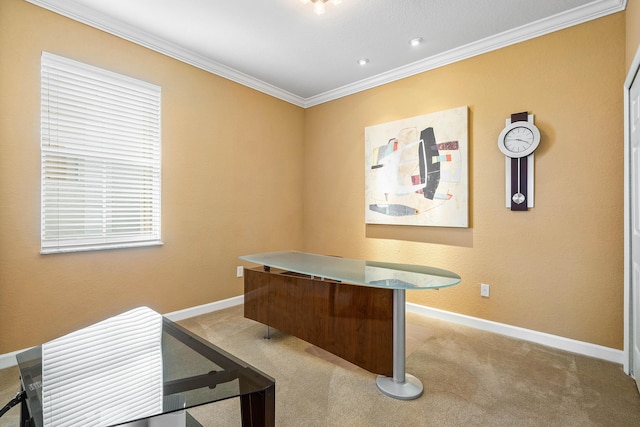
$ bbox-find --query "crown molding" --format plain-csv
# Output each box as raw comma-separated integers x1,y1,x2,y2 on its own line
25,0,307,107
304,0,627,107
27,0,626,109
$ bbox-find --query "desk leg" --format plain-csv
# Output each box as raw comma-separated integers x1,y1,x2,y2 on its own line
375,289,424,400
240,383,275,427
17,383,31,427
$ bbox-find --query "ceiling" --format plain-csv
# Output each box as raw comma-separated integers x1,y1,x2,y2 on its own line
27,0,626,107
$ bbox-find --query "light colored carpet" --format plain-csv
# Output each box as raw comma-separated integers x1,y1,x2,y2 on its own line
2,305,640,426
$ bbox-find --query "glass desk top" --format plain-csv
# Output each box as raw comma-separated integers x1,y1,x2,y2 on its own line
240,251,461,290
16,307,274,427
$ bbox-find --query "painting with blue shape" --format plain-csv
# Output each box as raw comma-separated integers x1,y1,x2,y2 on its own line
364,106,468,227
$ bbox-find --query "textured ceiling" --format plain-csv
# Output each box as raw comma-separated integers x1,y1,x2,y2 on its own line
27,0,626,107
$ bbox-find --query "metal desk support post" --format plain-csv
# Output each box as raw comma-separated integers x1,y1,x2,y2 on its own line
375,289,423,400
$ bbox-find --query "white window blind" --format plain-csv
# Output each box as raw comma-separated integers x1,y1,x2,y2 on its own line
41,52,162,254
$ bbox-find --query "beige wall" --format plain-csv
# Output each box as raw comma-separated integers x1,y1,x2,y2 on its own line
0,0,304,353
303,13,626,349
628,0,640,68
0,1,631,355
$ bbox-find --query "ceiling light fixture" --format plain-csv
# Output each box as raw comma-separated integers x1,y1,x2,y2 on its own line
300,0,342,15
410,37,423,47
358,58,369,66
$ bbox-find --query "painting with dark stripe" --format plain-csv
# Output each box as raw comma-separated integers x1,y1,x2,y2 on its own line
365,106,468,227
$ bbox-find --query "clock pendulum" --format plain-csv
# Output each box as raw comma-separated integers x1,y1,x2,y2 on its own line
497,112,541,211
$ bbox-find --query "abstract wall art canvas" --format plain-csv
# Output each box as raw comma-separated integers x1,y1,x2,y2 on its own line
365,106,468,227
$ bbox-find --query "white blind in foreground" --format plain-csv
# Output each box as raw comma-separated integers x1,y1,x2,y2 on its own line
41,307,164,426
41,52,161,254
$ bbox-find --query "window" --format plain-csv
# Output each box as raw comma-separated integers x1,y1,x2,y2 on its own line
40,52,162,254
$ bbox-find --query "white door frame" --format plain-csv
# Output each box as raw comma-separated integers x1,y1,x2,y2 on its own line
624,44,640,376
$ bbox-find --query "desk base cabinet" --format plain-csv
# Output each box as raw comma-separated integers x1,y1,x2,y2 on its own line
244,267,394,376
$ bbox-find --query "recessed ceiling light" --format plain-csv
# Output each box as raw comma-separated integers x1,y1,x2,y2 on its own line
300,0,342,15
358,58,370,66
410,37,423,47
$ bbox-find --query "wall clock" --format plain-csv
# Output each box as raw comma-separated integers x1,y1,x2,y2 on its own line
498,112,540,210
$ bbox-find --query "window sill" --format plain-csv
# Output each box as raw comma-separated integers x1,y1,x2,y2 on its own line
40,240,164,255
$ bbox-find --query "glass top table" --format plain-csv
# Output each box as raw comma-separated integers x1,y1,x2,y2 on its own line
16,307,275,427
240,251,461,400
240,251,460,290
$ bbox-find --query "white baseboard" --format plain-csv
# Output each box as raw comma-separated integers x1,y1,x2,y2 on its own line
407,303,624,365
0,298,622,369
164,295,244,322
0,348,31,370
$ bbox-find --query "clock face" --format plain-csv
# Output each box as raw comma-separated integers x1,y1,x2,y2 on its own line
497,120,540,158
504,127,534,154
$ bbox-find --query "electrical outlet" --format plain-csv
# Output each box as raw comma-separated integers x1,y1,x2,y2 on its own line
480,283,490,297
236,266,244,278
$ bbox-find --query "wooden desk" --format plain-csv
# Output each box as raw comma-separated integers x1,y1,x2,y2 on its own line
244,266,394,376
240,251,460,400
